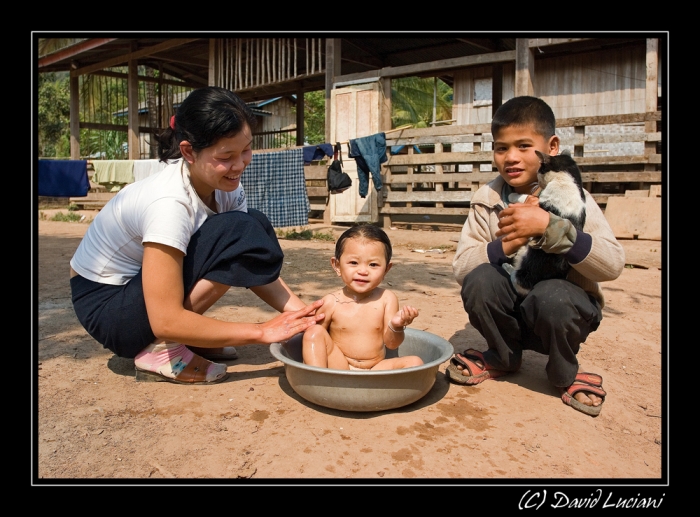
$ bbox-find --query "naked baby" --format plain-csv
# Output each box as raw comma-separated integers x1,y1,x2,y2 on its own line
302,224,423,371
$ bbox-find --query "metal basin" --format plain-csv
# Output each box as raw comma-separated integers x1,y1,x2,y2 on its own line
270,328,454,412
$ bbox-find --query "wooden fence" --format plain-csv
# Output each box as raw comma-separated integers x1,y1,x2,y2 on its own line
378,111,662,229
69,111,663,232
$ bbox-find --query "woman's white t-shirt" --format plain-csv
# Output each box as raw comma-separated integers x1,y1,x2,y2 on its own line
70,159,247,286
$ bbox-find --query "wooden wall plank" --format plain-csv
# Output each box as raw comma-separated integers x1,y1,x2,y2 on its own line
386,191,474,203
604,197,662,240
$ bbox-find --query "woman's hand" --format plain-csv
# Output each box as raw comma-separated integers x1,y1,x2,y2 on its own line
257,299,325,344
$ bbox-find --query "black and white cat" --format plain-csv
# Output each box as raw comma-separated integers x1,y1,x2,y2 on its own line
507,150,587,297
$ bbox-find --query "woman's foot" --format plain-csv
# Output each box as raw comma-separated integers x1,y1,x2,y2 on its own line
134,343,228,384
188,346,238,361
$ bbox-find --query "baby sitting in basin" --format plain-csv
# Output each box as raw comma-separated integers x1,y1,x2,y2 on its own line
302,224,423,371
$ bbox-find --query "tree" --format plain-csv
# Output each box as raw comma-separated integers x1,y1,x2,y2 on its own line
38,72,71,158
296,90,325,145
391,76,452,128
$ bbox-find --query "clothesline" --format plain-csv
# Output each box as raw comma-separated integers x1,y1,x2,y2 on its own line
249,125,416,155
334,125,415,147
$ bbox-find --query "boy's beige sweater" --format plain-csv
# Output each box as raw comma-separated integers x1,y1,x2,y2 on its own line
452,176,625,308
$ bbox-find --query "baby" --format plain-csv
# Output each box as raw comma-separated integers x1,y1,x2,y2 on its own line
302,224,423,371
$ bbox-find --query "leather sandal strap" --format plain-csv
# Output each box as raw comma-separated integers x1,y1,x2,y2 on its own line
174,353,212,383
574,372,603,387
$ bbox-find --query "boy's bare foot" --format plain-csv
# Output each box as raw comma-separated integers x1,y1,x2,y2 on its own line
570,368,603,406
560,372,606,417
446,349,510,385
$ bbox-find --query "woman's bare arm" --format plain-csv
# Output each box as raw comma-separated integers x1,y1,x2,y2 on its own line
142,242,323,347
250,277,306,312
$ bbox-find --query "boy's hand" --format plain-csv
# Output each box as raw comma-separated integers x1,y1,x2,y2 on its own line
392,306,419,328
496,197,550,242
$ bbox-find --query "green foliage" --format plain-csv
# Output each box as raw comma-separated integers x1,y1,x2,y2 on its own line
299,90,326,145
276,227,335,241
82,129,128,159
271,132,298,149
391,77,453,128
46,211,86,222
312,230,335,242
290,79,453,144
38,73,71,157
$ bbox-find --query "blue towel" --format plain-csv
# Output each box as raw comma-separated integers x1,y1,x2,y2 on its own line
242,148,309,228
38,160,90,197
348,133,388,198
302,143,334,164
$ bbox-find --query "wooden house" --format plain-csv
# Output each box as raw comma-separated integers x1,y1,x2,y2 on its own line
36,35,665,233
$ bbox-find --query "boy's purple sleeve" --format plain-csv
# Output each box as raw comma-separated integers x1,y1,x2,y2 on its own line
565,230,592,265
487,240,508,265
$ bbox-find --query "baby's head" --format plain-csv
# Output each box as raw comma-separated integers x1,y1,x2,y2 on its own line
335,224,392,264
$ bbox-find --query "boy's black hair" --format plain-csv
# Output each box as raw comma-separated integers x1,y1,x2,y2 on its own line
334,224,392,264
491,96,556,139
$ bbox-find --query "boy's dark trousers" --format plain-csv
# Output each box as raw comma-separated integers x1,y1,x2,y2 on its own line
460,263,603,388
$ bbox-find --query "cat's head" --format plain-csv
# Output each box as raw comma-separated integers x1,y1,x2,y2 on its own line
535,149,576,171
534,149,583,189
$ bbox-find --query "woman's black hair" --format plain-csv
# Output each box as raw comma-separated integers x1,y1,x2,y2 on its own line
334,224,393,264
155,86,258,162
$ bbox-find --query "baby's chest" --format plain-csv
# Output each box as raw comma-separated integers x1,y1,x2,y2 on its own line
331,304,385,329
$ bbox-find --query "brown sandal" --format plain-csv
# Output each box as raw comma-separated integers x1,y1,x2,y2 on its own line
446,349,509,385
135,353,229,384
560,372,606,417
188,346,238,361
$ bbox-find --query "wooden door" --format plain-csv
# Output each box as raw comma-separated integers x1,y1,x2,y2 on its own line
329,82,381,223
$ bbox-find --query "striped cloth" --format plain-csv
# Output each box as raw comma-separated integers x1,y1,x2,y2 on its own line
242,148,309,228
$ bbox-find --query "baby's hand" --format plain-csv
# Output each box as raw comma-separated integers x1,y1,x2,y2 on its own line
392,306,419,329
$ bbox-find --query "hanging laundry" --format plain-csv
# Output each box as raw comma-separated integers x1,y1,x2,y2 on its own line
133,159,171,182
302,143,334,165
241,148,309,228
38,159,90,197
390,145,422,155
92,160,135,191
348,133,388,198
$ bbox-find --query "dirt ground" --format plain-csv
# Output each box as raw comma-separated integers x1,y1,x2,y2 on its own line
34,209,666,491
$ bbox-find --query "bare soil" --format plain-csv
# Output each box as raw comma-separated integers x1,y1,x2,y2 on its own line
35,210,666,491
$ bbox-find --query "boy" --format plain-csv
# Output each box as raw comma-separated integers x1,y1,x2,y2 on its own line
449,96,625,416
302,225,423,371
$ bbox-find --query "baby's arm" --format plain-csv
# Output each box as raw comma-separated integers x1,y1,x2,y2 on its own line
383,291,419,349
314,294,336,330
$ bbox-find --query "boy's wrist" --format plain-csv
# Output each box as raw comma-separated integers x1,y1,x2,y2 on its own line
388,323,406,333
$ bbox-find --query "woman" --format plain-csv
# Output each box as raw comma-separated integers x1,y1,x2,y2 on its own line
69,86,323,385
